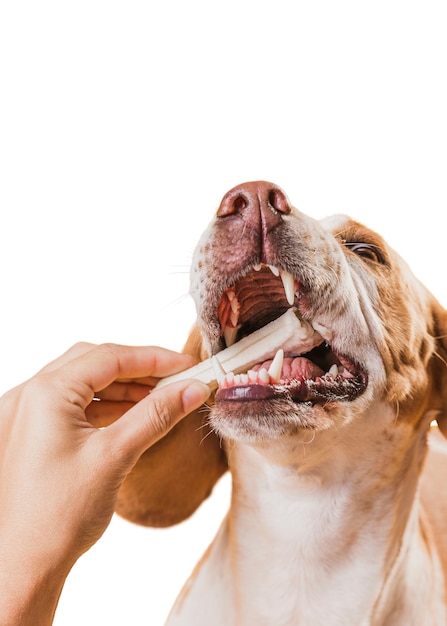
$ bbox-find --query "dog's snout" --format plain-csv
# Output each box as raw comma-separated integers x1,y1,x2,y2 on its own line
217,181,291,227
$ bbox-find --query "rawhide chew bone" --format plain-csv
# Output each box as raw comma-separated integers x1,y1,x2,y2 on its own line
155,308,322,391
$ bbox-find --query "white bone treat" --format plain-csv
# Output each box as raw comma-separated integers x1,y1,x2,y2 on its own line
155,308,322,391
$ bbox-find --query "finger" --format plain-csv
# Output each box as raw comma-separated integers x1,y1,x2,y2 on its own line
94,382,151,403
112,376,160,386
104,379,211,461
86,400,135,428
59,345,197,408
86,382,152,428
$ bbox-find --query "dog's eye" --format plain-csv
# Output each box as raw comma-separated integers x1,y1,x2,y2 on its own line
344,243,385,264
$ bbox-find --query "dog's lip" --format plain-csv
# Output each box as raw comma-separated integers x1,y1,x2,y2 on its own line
215,346,367,404
215,375,367,403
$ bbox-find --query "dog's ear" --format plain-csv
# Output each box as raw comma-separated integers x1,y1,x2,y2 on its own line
115,326,228,527
429,299,447,438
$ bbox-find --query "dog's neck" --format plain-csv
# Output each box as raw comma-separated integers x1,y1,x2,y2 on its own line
221,404,444,625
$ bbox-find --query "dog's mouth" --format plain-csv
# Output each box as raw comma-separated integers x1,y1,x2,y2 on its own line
213,265,367,404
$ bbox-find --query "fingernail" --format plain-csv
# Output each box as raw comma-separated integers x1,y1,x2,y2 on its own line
182,381,211,413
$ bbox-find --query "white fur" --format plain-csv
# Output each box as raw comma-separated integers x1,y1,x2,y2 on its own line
167,401,445,625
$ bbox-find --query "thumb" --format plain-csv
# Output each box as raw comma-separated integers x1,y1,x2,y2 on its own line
104,379,211,462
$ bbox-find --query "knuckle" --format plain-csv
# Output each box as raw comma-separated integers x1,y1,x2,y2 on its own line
145,394,175,437
17,374,56,410
71,340,93,351
94,343,124,375
97,342,121,355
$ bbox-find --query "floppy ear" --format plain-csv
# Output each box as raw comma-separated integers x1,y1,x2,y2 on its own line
429,299,447,438
115,326,228,527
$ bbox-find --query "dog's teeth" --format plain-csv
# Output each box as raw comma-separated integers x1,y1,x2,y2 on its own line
258,368,270,383
280,270,296,306
248,369,258,383
269,265,280,277
224,325,239,347
230,310,239,327
267,348,284,383
224,372,235,387
228,293,240,326
253,263,262,271
227,289,239,307
212,356,226,384
229,296,239,313
327,364,339,378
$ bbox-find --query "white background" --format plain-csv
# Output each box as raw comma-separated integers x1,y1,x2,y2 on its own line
1,1,446,624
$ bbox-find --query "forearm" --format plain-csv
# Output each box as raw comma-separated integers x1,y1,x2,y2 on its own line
0,551,71,626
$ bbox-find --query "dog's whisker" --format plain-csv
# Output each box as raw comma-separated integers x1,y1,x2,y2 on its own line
198,428,216,446
433,349,447,370
160,292,193,311
396,396,400,422
298,429,316,450
195,421,211,432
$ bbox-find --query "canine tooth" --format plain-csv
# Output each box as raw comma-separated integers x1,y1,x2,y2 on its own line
212,356,226,384
280,270,295,305
269,265,280,277
253,263,262,271
267,349,284,383
224,325,240,347
259,368,270,383
327,364,339,378
155,309,322,391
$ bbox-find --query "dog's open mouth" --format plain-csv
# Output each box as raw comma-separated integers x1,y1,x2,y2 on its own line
213,265,367,404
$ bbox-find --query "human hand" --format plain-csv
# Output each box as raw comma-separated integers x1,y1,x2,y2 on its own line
0,342,210,625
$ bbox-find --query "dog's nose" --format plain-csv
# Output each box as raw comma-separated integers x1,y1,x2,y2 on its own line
217,181,291,230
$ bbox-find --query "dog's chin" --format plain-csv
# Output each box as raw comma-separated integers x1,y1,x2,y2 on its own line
209,398,338,443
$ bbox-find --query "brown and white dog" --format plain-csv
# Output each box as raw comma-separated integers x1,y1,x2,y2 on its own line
116,181,447,625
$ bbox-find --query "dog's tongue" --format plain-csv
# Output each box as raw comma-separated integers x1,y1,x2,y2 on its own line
254,356,324,380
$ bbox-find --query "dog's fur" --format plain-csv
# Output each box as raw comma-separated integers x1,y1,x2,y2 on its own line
116,182,447,625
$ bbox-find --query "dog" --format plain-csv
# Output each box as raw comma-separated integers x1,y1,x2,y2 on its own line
116,181,447,625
